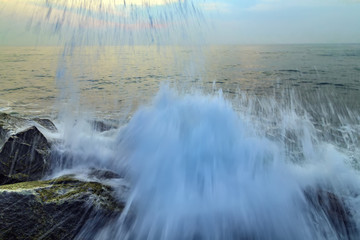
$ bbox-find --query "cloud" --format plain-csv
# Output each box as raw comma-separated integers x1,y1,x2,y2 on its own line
39,0,183,8
342,0,360,2
200,2,231,13
245,0,302,12
123,0,182,6
244,0,356,12
3,0,190,31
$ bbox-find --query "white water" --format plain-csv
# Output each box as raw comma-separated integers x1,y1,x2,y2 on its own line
50,85,360,240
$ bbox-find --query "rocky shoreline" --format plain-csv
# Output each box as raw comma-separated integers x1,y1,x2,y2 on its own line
0,112,358,239
0,113,125,240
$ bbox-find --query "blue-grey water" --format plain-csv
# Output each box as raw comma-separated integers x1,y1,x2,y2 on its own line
1,44,359,117
1,44,360,239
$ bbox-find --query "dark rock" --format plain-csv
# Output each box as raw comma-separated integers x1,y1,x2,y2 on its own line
0,126,6,146
32,118,58,132
0,112,27,147
0,112,57,146
0,126,51,185
0,174,26,185
305,188,358,239
0,176,124,240
90,120,118,132
88,168,122,180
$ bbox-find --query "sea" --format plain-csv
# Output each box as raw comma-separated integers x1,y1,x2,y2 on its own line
1,44,360,239
1,44,359,117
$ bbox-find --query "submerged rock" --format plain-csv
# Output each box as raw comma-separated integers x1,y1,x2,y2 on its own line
90,119,118,132
0,126,51,185
0,175,124,240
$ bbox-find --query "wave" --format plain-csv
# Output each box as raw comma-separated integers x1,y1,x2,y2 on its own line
51,85,360,239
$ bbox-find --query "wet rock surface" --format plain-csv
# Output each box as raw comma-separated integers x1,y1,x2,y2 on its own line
32,118,58,132
0,126,51,185
0,113,27,146
0,113,56,145
88,168,122,180
305,188,358,240
0,175,124,240
0,113,57,185
90,119,118,132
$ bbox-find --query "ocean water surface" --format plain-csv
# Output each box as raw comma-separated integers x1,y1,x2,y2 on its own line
1,44,359,117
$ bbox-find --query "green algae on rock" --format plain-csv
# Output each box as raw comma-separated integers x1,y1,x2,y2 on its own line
0,175,124,240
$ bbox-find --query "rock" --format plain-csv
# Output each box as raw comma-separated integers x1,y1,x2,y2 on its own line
0,175,124,240
0,126,51,185
304,188,357,239
0,112,27,147
0,112,57,147
90,120,118,132
88,168,122,180
32,118,58,132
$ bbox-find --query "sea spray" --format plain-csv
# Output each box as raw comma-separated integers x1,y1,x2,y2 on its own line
113,87,305,239
68,86,355,240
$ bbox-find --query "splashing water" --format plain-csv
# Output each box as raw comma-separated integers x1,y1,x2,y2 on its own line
50,85,360,239
107,87,311,239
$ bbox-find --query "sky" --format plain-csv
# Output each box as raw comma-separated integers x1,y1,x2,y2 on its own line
202,0,360,44
0,0,360,45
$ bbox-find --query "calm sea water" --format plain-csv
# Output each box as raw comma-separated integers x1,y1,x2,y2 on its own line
0,44,359,118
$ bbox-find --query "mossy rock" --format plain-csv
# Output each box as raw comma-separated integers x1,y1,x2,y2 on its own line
0,175,124,240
